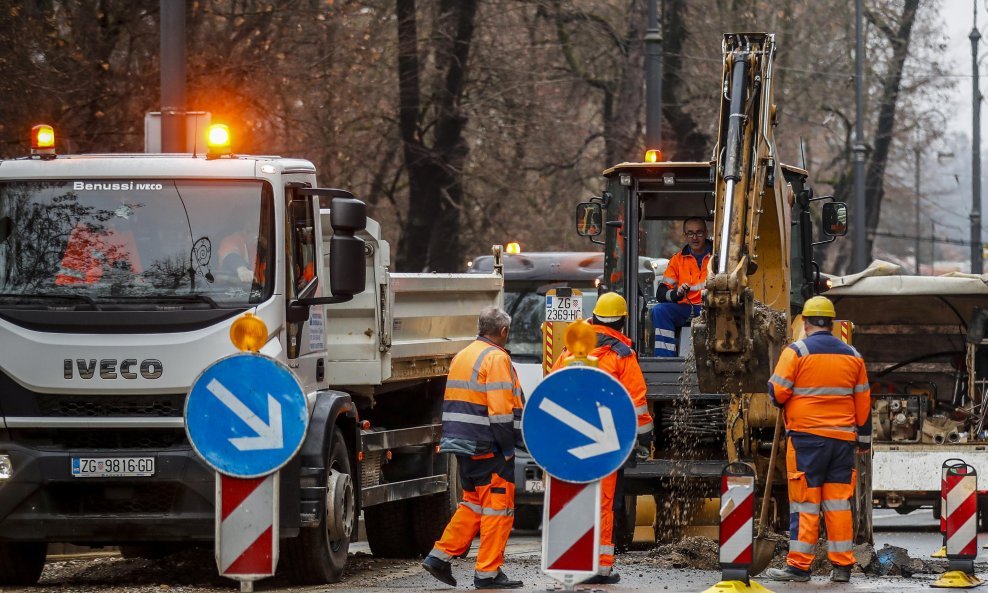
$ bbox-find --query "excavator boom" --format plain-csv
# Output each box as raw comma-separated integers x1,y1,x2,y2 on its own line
693,33,791,394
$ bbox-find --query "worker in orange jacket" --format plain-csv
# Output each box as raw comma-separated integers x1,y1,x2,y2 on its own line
423,306,525,590
764,296,871,584
551,292,653,584
650,217,711,356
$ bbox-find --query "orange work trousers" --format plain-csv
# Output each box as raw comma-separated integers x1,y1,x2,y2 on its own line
786,433,856,572
429,454,515,579
599,470,618,574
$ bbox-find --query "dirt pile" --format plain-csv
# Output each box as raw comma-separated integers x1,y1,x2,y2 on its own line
624,537,721,571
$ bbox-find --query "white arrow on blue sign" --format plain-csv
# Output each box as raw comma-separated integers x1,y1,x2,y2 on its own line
522,366,637,483
185,353,308,478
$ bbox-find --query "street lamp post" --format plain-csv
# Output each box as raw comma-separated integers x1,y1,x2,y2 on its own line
915,147,921,274
852,0,869,272
972,0,983,274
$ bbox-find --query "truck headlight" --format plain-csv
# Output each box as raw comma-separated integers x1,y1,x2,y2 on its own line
0,455,12,480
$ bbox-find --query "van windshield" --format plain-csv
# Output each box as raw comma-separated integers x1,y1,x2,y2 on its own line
505,283,598,360
0,179,274,309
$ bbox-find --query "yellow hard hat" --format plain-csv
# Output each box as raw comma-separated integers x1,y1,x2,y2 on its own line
593,292,628,318
802,295,836,318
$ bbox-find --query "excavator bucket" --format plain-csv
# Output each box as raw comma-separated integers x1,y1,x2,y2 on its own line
691,302,785,394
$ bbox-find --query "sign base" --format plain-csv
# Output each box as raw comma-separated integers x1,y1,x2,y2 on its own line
933,546,947,558
932,571,984,588
701,580,775,593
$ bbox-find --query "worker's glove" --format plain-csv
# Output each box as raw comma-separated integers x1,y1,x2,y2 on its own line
635,434,651,462
675,283,691,299
236,266,254,282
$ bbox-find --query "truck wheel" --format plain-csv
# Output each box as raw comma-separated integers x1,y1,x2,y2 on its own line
410,454,461,554
364,500,417,558
0,542,46,585
614,495,637,552
513,505,541,531
284,427,354,584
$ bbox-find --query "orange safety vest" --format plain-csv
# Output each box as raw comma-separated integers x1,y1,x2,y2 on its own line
659,245,711,305
56,225,142,286
768,332,872,443
552,324,653,434
440,338,525,457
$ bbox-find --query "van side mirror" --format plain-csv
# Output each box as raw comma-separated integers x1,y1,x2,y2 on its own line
328,197,367,297
822,202,848,237
576,202,602,237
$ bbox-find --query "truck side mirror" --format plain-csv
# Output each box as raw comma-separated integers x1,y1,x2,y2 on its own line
822,202,848,237
329,197,367,297
576,202,602,237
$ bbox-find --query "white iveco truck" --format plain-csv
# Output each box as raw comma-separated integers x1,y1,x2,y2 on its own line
0,129,502,584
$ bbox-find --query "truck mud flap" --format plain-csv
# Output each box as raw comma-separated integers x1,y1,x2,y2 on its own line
361,474,449,507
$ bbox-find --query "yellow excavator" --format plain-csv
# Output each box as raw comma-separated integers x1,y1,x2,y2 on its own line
574,33,860,557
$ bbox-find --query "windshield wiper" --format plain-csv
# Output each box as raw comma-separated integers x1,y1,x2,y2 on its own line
110,294,221,309
0,292,103,311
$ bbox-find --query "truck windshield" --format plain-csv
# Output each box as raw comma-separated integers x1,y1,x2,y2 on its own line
0,179,274,308
505,284,598,360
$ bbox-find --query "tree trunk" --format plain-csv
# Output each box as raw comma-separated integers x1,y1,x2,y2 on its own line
395,0,478,272
661,0,710,160
863,0,920,261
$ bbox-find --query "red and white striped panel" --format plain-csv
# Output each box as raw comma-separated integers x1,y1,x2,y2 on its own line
941,464,948,536
217,473,278,578
541,476,599,580
719,474,754,566
945,468,978,558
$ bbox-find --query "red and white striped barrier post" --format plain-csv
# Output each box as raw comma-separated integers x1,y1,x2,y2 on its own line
703,463,772,593
933,462,982,588
541,475,601,589
934,458,966,558
216,473,279,592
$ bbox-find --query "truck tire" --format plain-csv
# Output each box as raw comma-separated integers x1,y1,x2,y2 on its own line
410,454,461,554
283,427,354,584
364,500,417,558
0,542,46,585
513,505,541,531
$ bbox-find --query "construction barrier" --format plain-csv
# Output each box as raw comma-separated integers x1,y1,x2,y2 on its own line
703,463,772,593
932,462,983,588
934,458,966,559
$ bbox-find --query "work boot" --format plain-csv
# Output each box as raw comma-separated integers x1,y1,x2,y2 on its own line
583,571,621,584
474,570,523,589
763,566,811,582
831,565,852,583
422,555,457,587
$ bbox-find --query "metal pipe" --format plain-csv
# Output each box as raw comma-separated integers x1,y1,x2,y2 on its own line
718,179,735,274
852,0,868,272
971,0,983,274
160,0,187,153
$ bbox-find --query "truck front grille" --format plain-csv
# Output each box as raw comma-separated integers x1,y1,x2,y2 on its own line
10,428,187,450
49,483,181,515
37,394,186,417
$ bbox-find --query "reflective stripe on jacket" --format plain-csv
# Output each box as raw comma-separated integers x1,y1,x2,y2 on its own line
551,324,653,435
768,332,872,443
439,337,524,457
657,244,710,305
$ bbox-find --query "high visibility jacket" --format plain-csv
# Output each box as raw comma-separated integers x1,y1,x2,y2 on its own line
657,244,711,306
552,324,653,435
768,332,872,445
56,225,142,286
439,338,524,458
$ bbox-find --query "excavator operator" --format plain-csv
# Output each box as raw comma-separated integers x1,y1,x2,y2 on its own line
550,292,653,584
650,217,711,356
764,296,872,584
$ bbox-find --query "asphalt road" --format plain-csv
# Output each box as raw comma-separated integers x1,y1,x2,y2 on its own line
12,509,982,593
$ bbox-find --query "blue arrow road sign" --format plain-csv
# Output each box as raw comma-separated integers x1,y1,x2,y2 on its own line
185,353,308,478
522,366,637,483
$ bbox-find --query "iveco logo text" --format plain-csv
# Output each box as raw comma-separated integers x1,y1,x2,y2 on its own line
64,359,163,380
72,181,163,191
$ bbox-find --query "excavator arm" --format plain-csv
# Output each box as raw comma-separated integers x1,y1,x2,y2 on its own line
693,34,792,393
